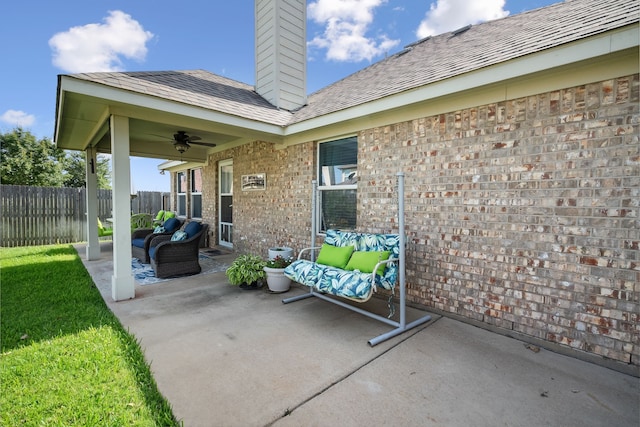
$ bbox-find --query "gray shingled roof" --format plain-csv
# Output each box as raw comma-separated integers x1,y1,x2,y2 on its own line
66,0,638,128
293,0,639,123
69,70,294,126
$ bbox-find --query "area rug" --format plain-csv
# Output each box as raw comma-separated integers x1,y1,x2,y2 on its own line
132,253,230,285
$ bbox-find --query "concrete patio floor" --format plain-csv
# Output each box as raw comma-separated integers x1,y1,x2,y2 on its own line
77,242,639,427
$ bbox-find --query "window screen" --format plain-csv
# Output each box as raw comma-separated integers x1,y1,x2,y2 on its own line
191,169,202,218
177,172,186,216
318,136,357,231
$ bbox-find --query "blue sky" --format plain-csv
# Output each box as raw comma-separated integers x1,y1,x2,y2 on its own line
1,0,559,191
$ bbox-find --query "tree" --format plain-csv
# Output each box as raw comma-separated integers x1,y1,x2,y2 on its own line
1,128,111,188
0,128,65,186
62,152,111,189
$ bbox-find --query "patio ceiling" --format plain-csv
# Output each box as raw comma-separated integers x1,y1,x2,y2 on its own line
54,74,287,163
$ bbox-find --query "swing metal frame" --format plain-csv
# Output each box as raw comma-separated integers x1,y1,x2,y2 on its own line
282,172,432,346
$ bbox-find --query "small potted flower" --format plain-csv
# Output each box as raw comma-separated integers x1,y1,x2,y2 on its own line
263,255,294,293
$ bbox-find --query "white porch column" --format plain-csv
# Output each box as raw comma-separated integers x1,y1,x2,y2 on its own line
110,115,135,301
85,146,101,260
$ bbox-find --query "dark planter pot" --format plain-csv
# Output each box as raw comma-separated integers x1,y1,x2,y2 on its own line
239,281,262,290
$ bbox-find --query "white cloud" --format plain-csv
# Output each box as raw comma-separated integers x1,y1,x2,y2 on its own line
1,110,35,127
416,0,509,38
308,0,399,62
49,10,154,73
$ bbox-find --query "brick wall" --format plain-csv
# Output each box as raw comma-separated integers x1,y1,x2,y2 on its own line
358,75,639,366
204,141,315,255
204,75,638,368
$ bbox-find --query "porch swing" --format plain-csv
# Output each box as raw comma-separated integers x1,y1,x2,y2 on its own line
283,172,432,346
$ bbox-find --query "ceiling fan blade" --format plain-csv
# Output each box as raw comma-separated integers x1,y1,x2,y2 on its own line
189,141,217,147
187,135,202,142
149,133,169,139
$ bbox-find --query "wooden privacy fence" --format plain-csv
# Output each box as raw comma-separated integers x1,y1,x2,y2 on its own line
0,185,168,247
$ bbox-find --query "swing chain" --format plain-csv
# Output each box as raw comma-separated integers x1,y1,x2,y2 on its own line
387,289,396,319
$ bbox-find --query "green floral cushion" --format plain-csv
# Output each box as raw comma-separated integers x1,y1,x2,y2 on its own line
314,267,375,300
285,260,322,287
325,229,400,289
284,230,401,301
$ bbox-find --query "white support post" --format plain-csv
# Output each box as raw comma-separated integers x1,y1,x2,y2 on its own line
85,146,101,260
311,179,317,257
398,172,407,329
110,115,135,301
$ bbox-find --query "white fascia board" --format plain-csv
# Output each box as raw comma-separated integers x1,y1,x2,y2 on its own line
157,160,205,172
59,76,286,137
285,25,639,137
54,81,64,143
158,160,183,171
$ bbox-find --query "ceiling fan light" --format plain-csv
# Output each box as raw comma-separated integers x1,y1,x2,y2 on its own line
174,141,190,153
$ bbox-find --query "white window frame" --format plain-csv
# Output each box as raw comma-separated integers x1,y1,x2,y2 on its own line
176,171,187,217
190,168,203,219
317,136,358,232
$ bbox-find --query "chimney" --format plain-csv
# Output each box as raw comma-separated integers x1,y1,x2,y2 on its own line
255,0,307,111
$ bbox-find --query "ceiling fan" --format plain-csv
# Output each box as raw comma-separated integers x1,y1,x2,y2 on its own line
170,131,217,153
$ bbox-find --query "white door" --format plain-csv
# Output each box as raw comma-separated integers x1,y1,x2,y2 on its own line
219,159,233,248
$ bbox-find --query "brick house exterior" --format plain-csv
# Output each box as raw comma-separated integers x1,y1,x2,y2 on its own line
55,0,639,373
193,75,639,372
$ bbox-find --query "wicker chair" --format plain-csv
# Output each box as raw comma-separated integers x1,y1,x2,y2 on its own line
131,217,183,263
149,222,209,278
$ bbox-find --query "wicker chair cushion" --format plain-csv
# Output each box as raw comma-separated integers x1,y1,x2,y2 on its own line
183,222,202,238
132,238,146,248
163,217,180,232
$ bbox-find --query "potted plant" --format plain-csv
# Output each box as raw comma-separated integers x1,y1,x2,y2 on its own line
263,255,294,293
226,254,266,290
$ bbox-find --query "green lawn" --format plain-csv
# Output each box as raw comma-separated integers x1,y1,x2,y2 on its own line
1,245,180,426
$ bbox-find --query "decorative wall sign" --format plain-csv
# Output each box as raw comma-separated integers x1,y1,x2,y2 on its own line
241,173,266,191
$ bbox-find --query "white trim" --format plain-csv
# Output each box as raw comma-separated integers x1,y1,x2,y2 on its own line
190,168,203,219
58,76,287,136
158,160,205,172
317,137,358,231
219,159,233,248
176,171,187,217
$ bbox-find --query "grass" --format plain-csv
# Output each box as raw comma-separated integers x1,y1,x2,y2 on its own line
1,245,180,426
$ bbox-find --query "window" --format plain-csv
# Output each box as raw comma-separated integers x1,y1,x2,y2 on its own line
191,168,203,218
177,171,187,216
318,136,357,232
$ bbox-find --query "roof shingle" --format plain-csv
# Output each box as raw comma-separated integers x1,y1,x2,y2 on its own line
293,0,639,123
66,0,638,127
